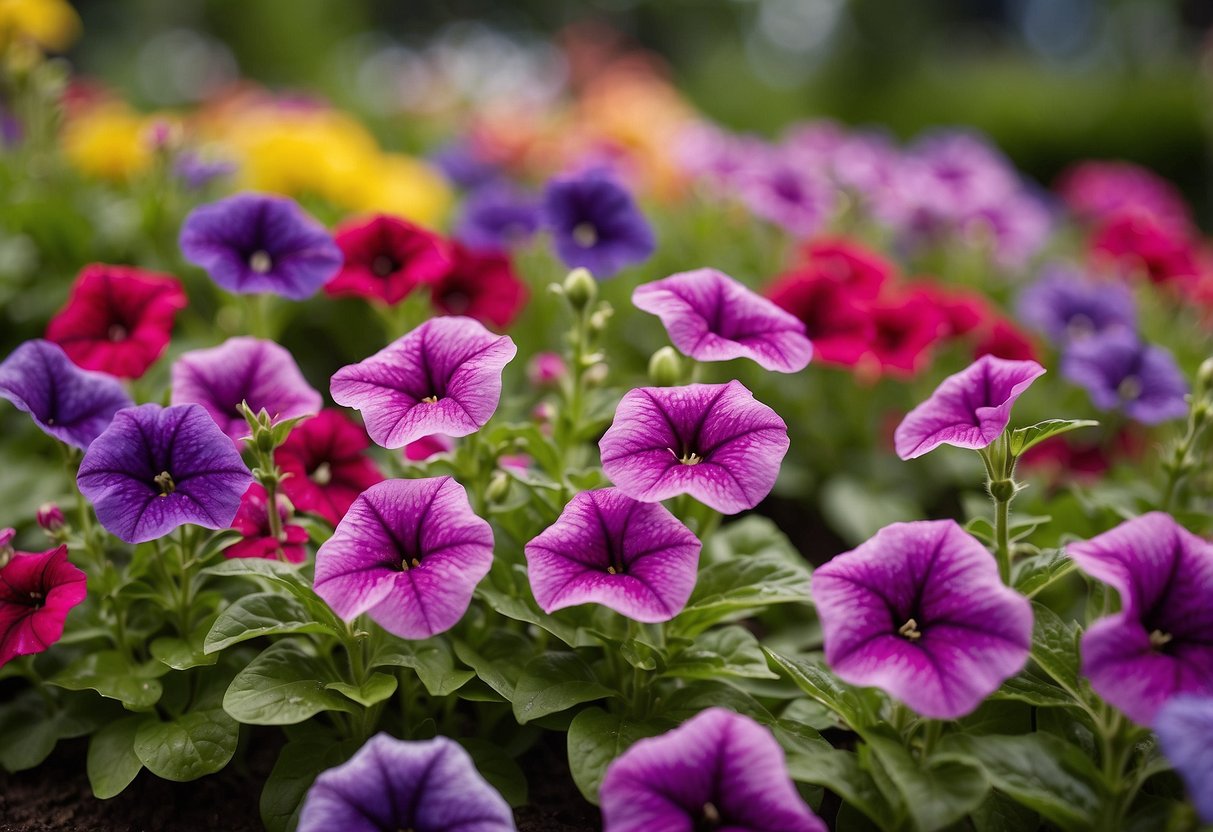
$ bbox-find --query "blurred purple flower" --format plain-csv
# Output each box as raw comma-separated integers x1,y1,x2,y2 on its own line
1061,330,1188,424
314,477,493,639
524,488,700,623
737,156,834,238
813,520,1032,719
541,172,655,279
430,139,502,192
831,130,906,224
77,403,253,543
1155,695,1213,822
1017,264,1137,345
901,130,1020,223
0,340,133,450
676,124,767,190
174,152,237,190
1068,513,1213,726
964,190,1053,268
455,184,542,252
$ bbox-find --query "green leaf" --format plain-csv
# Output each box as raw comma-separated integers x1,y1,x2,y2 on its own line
453,632,534,701
783,747,898,831
371,635,474,697
511,652,617,724
476,580,581,647
224,640,355,725
862,730,989,832
1029,603,1084,696
821,477,923,545
664,626,779,681
458,738,528,807
671,555,811,637
151,618,222,670
327,672,398,707
991,667,1080,709
204,592,342,654
133,706,239,782
48,650,166,710
261,738,361,832
566,707,672,805
972,791,1040,832
1009,420,1099,456
0,689,111,772
659,680,773,722
86,715,146,799
1013,549,1077,598
763,649,880,730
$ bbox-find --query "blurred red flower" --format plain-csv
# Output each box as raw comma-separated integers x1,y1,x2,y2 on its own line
275,409,384,526
430,243,528,329
326,214,451,306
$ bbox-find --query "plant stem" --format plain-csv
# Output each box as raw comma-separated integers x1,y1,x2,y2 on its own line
993,496,1011,584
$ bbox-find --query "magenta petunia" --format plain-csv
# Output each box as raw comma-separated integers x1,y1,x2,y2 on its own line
226,484,309,564
600,707,826,832
77,403,254,544
0,340,134,450
632,269,812,373
893,354,1046,460
812,520,1032,719
0,545,87,668
524,488,700,623
171,337,322,446
599,381,789,515
1067,512,1213,726
274,409,385,527
313,477,493,639
330,317,517,450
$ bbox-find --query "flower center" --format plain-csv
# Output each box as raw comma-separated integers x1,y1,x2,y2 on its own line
898,618,922,641
420,395,440,405
154,470,176,497
401,556,421,571
107,323,128,342
1149,629,1173,649
440,289,471,314
697,802,721,830
1118,375,1142,401
573,222,598,247
249,250,273,274
311,462,332,485
669,448,702,466
371,255,397,277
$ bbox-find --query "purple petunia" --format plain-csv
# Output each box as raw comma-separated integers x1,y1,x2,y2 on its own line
456,184,542,252
541,172,655,280
600,707,826,832
174,152,237,190
330,317,517,450
179,192,343,300
1067,513,1213,726
1016,264,1137,345
298,733,516,832
812,520,1032,719
77,403,254,544
0,340,134,450
599,381,789,515
524,488,700,623
632,269,812,373
314,477,493,639
1061,329,1188,425
171,337,322,446
900,131,1020,224
736,154,835,238
1155,695,1213,822
894,355,1046,460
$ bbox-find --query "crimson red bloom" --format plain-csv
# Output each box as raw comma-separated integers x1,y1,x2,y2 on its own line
429,243,528,329
863,291,948,378
326,215,451,305
275,410,384,526
766,274,872,367
227,484,309,563
1020,428,1146,484
0,545,87,667
912,285,993,338
973,318,1038,363
1056,161,1192,231
45,264,187,379
797,237,893,299
1090,214,1202,286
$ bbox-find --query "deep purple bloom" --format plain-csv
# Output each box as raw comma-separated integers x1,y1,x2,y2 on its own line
298,733,515,832
456,184,542,252
171,337,322,446
894,355,1046,460
737,155,835,238
77,403,254,544
632,269,812,373
599,381,789,515
179,192,343,300
1061,330,1188,425
1067,513,1213,725
173,152,237,190
813,520,1033,719
314,477,493,639
524,488,700,623
600,707,826,832
0,340,133,450
430,139,502,192
541,172,655,280
1155,696,1213,822
1017,264,1137,345
330,317,517,450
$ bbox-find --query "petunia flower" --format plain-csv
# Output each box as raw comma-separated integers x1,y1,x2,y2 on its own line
1155,695,1213,822
455,184,542,252
298,733,516,832
600,707,826,832
178,192,343,300
430,138,503,192
862,290,949,379
45,264,188,379
1090,213,1202,286
541,171,655,280
313,477,494,639
274,409,384,527
599,381,789,515
1061,329,1188,425
1016,264,1136,345
737,154,835,238
405,434,455,462
330,317,517,450
0,339,133,450
899,130,1020,224
0,545,87,668
893,354,1046,460
1057,160,1192,232
527,352,566,389
226,484,309,563
633,269,812,373
172,337,323,446
77,403,254,544
972,318,1039,363
812,520,1033,719
765,273,873,368
429,243,528,329
173,152,237,190
524,488,700,623
1067,513,1213,725
325,214,451,306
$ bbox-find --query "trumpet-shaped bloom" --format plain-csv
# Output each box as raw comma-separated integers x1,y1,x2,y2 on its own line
298,733,516,832
600,381,788,515
456,184,542,252
330,317,517,450
171,337,322,445
542,172,655,279
812,520,1032,719
600,708,826,832
275,409,384,526
0,340,133,450
633,269,812,373
1061,330,1188,425
226,484,308,563
0,545,87,668
314,477,493,639
1016,265,1136,345
737,156,834,238
325,214,451,306
1155,696,1213,822
1067,513,1213,725
430,244,528,329
46,264,188,379
525,488,700,623
77,403,254,544
894,355,1046,460
1057,160,1192,231
179,192,342,299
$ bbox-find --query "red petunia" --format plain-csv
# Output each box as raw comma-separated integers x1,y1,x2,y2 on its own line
46,264,187,379
326,214,451,306
275,409,384,526
863,290,948,378
973,318,1038,363
226,484,309,563
429,243,528,329
1090,213,1201,286
911,284,994,339
0,545,87,667
797,237,893,299
766,272,873,367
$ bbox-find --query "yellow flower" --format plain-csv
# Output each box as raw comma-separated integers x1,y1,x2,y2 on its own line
350,153,452,227
61,105,152,181
0,0,81,53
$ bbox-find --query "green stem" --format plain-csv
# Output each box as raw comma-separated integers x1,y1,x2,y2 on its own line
993,496,1011,584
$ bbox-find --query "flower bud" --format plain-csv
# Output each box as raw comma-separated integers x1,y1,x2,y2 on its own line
583,363,609,388
0,527,14,569
485,471,511,504
527,352,567,389
648,347,683,387
1196,357,1213,400
988,479,1016,503
36,503,66,534
588,307,613,334
562,268,597,310
532,401,556,424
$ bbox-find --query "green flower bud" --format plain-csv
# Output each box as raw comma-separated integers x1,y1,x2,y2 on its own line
486,471,511,504
988,479,1016,503
648,347,683,387
562,268,597,310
